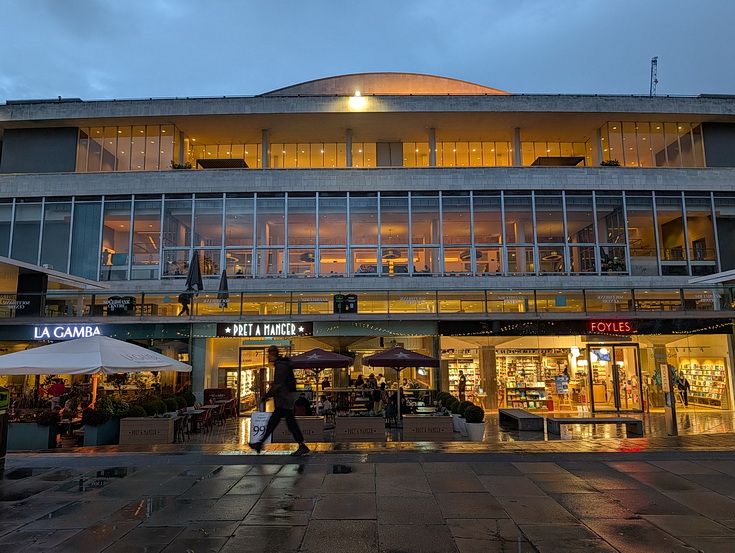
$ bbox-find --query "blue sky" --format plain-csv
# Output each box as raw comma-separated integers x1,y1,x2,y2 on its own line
2,0,734,100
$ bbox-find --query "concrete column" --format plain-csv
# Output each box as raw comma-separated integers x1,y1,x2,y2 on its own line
513,127,522,167
479,347,497,409
261,129,270,168
429,128,437,167
346,129,353,167
190,336,208,404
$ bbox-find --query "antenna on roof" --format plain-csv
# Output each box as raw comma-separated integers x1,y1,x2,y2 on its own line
649,57,658,97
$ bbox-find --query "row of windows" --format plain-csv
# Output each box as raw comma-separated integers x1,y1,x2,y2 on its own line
12,287,731,319
2,190,732,281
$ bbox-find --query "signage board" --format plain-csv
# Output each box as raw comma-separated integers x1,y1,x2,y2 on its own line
217,322,313,338
587,320,633,334
33,325,104,340
249,411,273,444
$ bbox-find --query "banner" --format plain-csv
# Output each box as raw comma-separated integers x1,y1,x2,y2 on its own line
249,411,272,444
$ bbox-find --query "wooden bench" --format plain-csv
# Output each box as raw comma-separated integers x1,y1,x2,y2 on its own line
499,408,544,431
546,416,644,437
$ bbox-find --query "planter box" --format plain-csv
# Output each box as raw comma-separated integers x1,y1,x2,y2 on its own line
402,415,453,441
334,416,385,441
273,416,325,443
465,422,486,441
451,413,462,432
119,417,174,445
83,419,120,446
8,422,57,450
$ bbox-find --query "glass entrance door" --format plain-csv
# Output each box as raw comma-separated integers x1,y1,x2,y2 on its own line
589,344,642,412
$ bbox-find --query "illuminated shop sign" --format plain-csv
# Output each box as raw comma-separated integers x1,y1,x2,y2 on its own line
217,322,313,338
587,320,633,334
33,325,104,340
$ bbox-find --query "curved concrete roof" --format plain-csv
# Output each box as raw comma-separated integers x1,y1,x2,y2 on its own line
262,72,510,96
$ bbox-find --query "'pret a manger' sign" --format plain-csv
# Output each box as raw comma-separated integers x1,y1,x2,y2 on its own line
587,320,634,334
217,322,313,338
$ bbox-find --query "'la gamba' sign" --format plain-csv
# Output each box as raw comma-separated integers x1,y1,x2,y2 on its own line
34,325,103,340
217,322,313,338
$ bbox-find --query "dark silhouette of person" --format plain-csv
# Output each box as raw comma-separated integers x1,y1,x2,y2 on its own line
249,345,309,456
178,288,193,316
458,370,467,401
678,375,691,407
294,393,312,416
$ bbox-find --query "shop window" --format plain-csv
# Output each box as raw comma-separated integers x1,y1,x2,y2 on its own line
388,292,436,314
634,289,682,311
584,290,633,312
438,292,484,313
487,291,534,313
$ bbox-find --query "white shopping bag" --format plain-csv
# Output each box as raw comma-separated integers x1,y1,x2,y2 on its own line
249,411,273,444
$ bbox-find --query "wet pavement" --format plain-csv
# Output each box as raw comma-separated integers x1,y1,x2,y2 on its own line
3,410,735,552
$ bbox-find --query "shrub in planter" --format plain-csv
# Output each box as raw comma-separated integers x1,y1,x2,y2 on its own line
180,391,196,407
443,396,457,409
464,405,485,424
457,401,474,418
175,395,187,410
164,397,179,412
143,399,168,416
82,408,111,426
35,409,61,426
96,396,129,419
127,405,148,418
448,400,460,413
600,159,620,166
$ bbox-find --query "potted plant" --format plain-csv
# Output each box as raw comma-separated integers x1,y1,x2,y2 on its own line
81,396,129,446
448,400,463,432
464,405,486,441
600,159,620,166
8,409,60,450
456,400,473,437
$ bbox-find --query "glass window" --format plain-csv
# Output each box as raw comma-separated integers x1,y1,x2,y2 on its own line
201,249,220,276
102,127,117,171
596,194,626,244
241,294,289,316
651,123,667,167
538,247,566,274
352,248,378,276
350,194,378,245
41,202,71,273
144,126,160,170
506,246,535,275
256,195,285,246
656,194,686,263
443,248,473,275
162,249,188,277
69,202,102,280
473,193,502,244
438,292,484,313
131,200,161,279
288,249,316,276
101,201,131,280
193,198,223,247
389,292,436,314
411,193,439,245
412,247,438,275
476,247,502,275
160,125,175,168
682,289,718,311
291,293,331,315
255,248,284,276
635,123,653,167
88,127,104,172
380,194,409,245
715,196,735,270
318,248,346,276
318,194,346,246
535,291,584,312
225,197,254,247
622,122,638,167
535,193,564,243
664,123,682,167
0,205,12,258
626,195,658,276
599,246,627,273
504,195,534,243
442,193,471,245
163,199,192,248
565,193,595,244
356,292,388,313
286,196,316,246
131,126,146,170
692,125,705,167
634,289,682,311
380,247,409,276
76,129,89,172
352,143,376,168
244,143,260,169
684,196,716,262
607,122,623,165
487,291,534,313
225,250,253,277
569,246,597,274
585,290,633,312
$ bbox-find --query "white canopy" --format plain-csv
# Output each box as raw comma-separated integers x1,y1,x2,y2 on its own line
0,335,192,375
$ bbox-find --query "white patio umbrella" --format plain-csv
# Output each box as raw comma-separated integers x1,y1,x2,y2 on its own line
0,335,192,405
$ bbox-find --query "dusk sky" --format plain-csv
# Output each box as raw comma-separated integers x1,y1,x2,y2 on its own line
2,0,734,100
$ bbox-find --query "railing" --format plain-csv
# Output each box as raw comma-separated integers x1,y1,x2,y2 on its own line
0,286,731,320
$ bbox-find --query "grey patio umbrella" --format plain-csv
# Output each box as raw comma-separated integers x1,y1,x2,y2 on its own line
217,269,229,308
185,250,204,292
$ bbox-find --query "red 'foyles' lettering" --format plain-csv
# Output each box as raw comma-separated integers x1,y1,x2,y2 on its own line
588,320,632,334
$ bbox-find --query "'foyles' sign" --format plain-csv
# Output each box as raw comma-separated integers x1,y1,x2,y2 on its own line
33,325,103,340
587,320,634,334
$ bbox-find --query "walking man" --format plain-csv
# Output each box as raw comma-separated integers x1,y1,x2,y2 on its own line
177,288,193,316
249,345,310,456
458,370,467,402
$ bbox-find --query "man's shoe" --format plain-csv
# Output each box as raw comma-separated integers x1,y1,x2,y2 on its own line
291,444,310,456
248,441,263,454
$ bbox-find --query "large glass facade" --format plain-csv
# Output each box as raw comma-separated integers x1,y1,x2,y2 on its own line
601,122,706,167
0,191,731,281
76,125,177,172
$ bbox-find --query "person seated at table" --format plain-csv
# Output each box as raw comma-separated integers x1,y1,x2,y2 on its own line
367,373,378,389
317,395,332,415
321,376,331,389
294,393,312,416
378,373,386,386
372,386,384,412
355,374,365,388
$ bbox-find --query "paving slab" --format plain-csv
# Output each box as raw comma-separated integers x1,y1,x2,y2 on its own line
436,492,508,519
220,525,305,553
642,514,735,537
427,472,485,493
312,493,376,520
377,495,443,525
479,475,548,497
379,524,459,553
496,495,579,525
585,519,698,553
300,520,378,553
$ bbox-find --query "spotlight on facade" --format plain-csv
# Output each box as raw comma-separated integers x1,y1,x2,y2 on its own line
348,91,367,110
